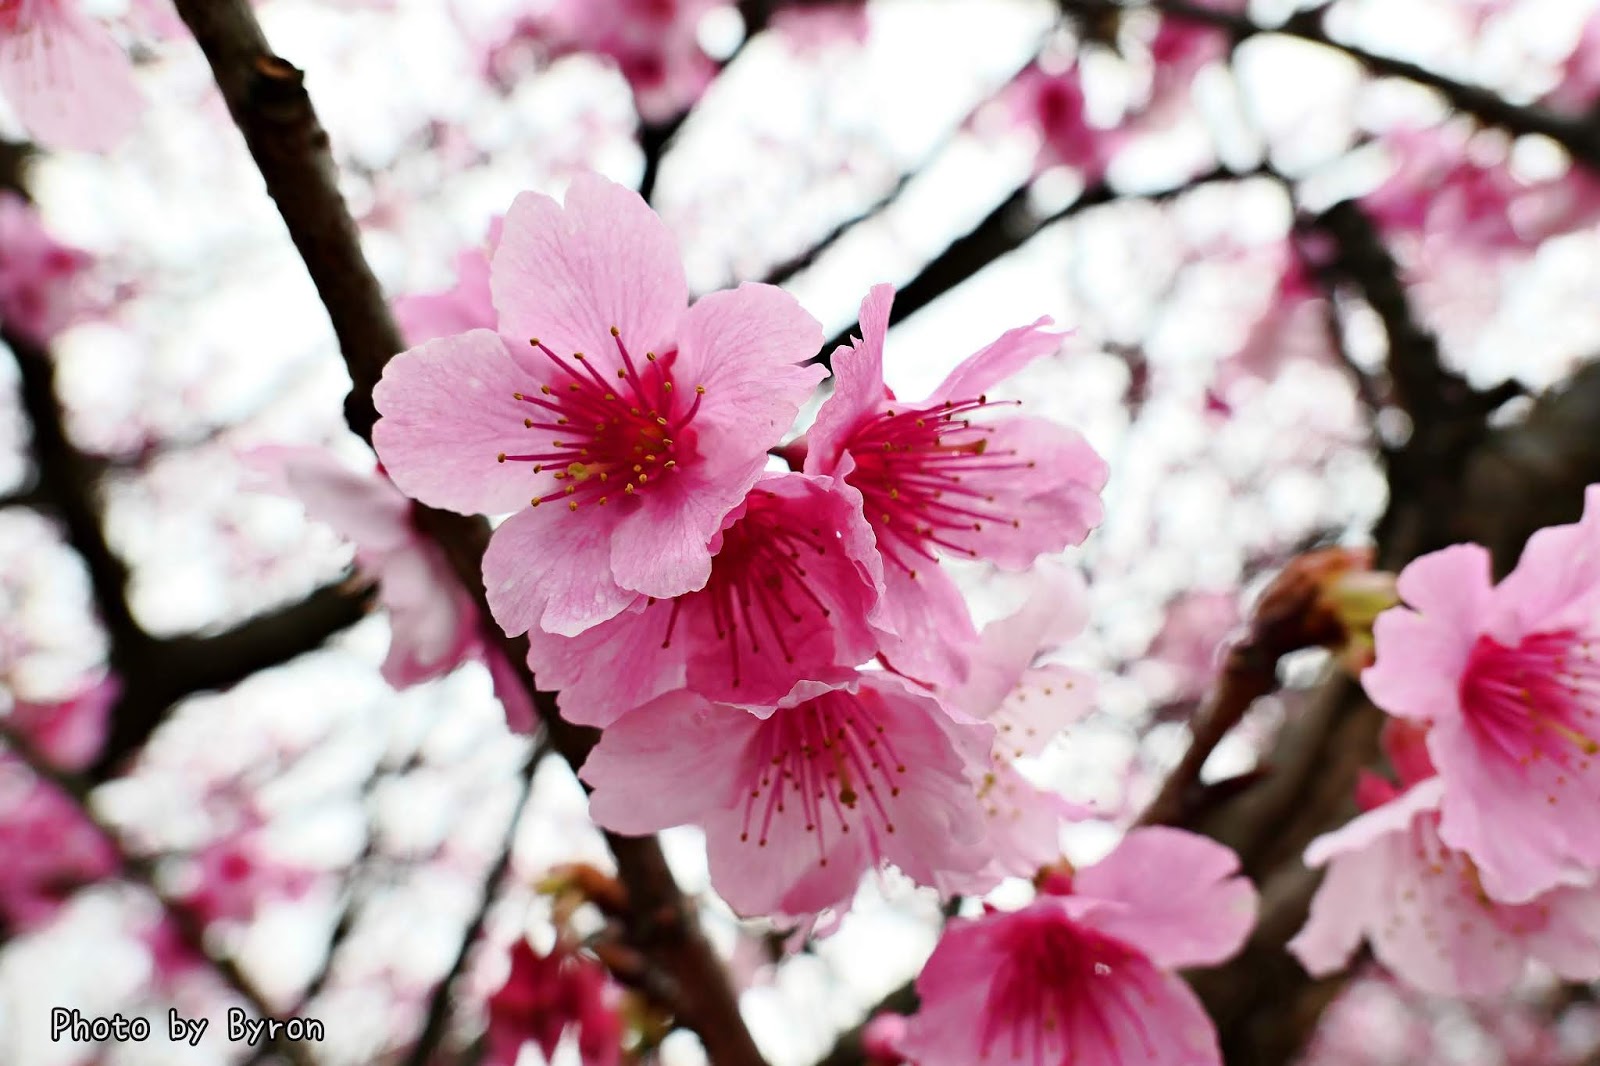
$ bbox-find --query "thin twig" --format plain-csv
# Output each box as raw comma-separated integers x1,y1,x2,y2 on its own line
402,739,547,1066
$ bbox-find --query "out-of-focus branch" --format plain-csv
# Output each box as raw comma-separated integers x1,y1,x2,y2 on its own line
0,722,320,1066
403,741,544,1066
1058,0,1600,169
816,164,1256,363
169,4,767,1063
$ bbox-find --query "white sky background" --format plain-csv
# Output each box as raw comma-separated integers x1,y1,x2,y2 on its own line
6,0,1600,1063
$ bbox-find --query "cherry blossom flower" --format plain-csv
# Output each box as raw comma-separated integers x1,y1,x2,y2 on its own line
581,672,994,917
1291,723,1600,997
0,756,117,931
391,218,500,346
485,938,624,1066
803,283,1107,683
526,471,883,727
4,672,115,771
244,446,536,731
1146,589,1240,703
0,190,93,346
373,173,826,638
179,829,317,927
1361,485,1600,903
900,827,1257,1066
931,563,1097,894
1006,62,1121,180
489,0,726,124
0,0,142,152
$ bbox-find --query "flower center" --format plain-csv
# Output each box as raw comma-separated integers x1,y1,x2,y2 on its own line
498,328,705,512
843,396,1031,576
981,914,1153,1065
1459,629,1600,767
658,490,835,688
738,691,908,864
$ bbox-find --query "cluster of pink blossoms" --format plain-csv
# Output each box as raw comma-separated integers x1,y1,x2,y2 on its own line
372,171,1262,1063
1292,486,1600,997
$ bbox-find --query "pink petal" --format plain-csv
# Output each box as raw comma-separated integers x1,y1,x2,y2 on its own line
241,445,412,553
874,551,979,687
375,544,478,687
0,4,142,152
672,282,827,449
372,329,550,516
925,415,1108,570
1074,826,1257,970
486,644,538,734
1289,846,1383,978
1394,542,1494,641
1487,483,1600,642
482,503,635,637
925,317,1064,406
490,173,686,366
804,283,893,475
1430,719,1600,904
607,467,726,600
525,599,684,728
1304,777,1447,868
1360,608,1472,722
579,690,751,835
953,561,1090,723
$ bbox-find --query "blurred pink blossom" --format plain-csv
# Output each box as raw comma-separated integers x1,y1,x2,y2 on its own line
485,938,623,1066
0,190,93,346
0,0,142,151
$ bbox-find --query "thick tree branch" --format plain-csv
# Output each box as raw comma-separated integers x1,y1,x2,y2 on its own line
168,4,766,1063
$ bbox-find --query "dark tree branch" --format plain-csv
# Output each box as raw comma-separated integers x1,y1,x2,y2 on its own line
169,4,766,1063
1059,0,1600,169
817,164,1257,365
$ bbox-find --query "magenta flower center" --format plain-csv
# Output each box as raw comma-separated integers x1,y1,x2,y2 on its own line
660,490,836,687
981,913,1155,1065
1459,629,1600,768
738,691,909,863
843,396,1031,575
499,328,704,512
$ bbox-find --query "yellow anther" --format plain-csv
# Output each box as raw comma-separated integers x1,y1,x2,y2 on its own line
568,500,579,511
567,462,592,482
497,453,507,463
610,326,620,337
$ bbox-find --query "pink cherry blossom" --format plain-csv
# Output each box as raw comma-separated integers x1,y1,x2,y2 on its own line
180,829,316,926
1361,484,1600,903
0,189,93,346
1546,13,1600,113
932,563,1097,894
581,672,994,917
1005,62,1121,180
526,471,883,727
391,218,500,346
0,757,118,930
374,173,826,638
1146,588,1241,702
900,827,1256,1066
1144,20,1227,120
1216,246,1333,389
771,2,869,55
5,672,115,771
1291,734,1600,997
489,0,725,124
244,446,536,731
0,0,142,152
803,284,1107,684
485,938,623,1066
